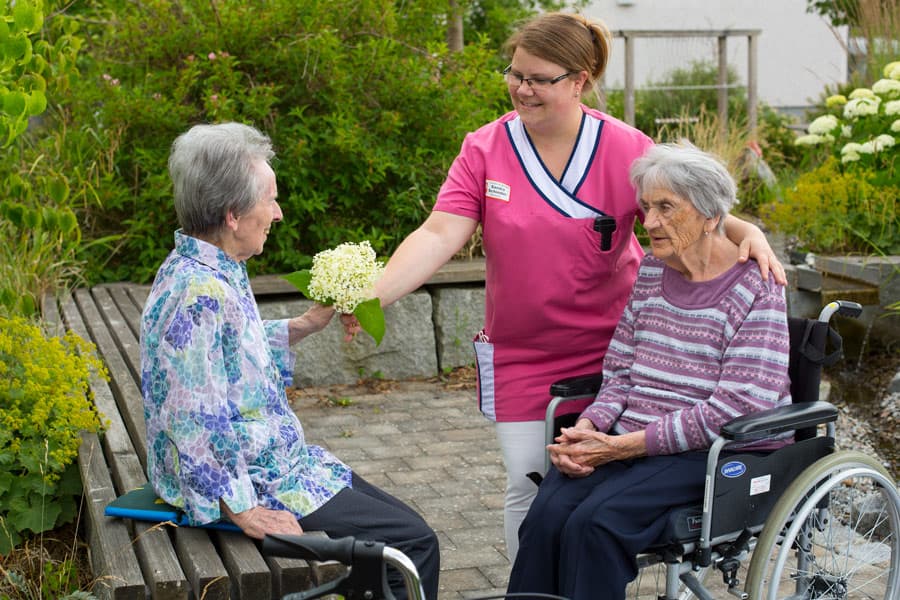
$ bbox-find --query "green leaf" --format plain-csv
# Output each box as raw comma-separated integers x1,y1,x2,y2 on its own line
281,270,312,298
26,88,46,116
353,297,385,346
3,90,26,116
13,2,42,35
48,177,70,204
2,35,29,62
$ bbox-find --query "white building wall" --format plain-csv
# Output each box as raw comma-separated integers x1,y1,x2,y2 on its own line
584,0,849,111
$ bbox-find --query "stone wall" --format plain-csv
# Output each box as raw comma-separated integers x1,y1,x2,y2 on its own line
257,285,486,386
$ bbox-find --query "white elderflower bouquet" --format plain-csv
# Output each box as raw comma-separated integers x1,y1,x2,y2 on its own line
283,241,386,344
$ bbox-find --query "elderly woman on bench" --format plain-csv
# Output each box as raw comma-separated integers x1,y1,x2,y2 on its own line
139,122,439,600
506,142,792,600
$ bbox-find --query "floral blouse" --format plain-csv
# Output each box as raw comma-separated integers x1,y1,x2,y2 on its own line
140,231,352,525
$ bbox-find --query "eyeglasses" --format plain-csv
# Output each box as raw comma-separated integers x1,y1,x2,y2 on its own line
502,65,576,89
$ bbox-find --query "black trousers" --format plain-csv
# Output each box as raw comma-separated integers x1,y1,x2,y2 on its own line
507,453,708,600
300,473,440,600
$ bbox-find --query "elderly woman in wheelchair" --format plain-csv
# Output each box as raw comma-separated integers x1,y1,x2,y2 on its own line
506,142,900,600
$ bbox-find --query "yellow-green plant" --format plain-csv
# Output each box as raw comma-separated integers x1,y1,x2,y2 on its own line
765,156,899,254
0,317,107,556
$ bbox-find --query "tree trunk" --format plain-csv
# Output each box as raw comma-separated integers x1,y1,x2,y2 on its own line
447,0,463,52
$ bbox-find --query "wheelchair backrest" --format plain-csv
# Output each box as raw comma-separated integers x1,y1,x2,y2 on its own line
786,316,843,440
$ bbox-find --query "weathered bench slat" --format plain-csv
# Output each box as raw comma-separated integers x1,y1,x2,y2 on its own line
214,531,273,598
173,528,231,599
77,433,145,600
91,287,143,386
43,297,145,600
103,284,144,341
73,288,148,460
58,294,191,599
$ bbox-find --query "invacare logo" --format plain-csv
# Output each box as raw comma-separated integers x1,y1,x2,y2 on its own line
721,461,747,478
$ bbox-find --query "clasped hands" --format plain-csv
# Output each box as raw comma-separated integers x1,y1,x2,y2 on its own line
548,418,647,478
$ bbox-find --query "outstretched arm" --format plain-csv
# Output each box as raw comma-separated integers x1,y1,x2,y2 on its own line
375,211,479,306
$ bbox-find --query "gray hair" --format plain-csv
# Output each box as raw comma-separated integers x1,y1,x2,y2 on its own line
168,122,275,237
629,142,736,234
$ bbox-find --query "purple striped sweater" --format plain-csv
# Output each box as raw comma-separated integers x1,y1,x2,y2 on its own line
580,255,792,456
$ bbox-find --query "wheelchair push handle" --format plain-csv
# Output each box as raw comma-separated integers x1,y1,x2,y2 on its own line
818,300,862,322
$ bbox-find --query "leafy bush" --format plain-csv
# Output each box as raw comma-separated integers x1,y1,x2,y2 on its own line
50,0,511,284
0,1,86,317
0,317,107,556
0,0,50,146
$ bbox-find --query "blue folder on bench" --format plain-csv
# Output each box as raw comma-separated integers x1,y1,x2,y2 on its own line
104,482,242,532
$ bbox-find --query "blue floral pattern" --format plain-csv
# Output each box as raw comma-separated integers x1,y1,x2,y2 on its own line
140,231,352,525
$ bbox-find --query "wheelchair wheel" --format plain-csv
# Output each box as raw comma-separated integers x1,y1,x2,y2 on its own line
746,451,900,600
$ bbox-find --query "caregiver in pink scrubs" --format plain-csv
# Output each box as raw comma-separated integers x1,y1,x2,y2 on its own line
370,12,786,562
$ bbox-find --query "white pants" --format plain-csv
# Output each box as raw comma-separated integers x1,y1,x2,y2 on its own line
494,420,546,564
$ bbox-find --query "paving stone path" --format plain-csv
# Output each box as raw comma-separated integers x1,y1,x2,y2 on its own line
289,374,511,600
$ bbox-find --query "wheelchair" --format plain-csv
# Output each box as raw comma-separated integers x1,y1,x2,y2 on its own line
540,300,900,600
261,300,898,600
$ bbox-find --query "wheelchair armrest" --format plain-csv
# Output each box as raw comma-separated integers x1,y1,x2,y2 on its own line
549,373,603,398
720,401,838,442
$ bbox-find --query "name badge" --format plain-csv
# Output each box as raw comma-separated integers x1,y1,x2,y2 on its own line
485,180,511,202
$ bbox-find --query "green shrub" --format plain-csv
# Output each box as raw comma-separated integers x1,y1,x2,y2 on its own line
0,0,87,318
0,317,107,556
52,0,511,284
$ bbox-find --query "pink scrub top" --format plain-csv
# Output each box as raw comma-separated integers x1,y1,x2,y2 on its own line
433,107,653,422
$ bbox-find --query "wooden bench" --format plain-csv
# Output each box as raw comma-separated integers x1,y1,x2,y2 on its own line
43,284,344,600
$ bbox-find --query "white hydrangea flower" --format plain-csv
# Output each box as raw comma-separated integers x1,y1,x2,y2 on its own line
892,119,900,132
841,125,853,138
842,151,861,164
873,134,896,151
848,87,876,99
859,141,876,154
307,241,385,314
841,142,864,155
825,94,847,108
795,134,826,146
843,96,880,119
808,114,839,135
885,100,900,115
873,78,900,97
885,61,900,80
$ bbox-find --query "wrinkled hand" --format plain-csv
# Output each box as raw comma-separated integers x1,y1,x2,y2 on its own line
222,504,303,540
340,313,362,342
737,233,787,286
549,425,646,478
288,304,335,345
302,303,336,332
547,419,600,478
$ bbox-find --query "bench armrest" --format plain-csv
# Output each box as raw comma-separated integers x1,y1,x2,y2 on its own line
720,401,838,442
549,373,603,398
